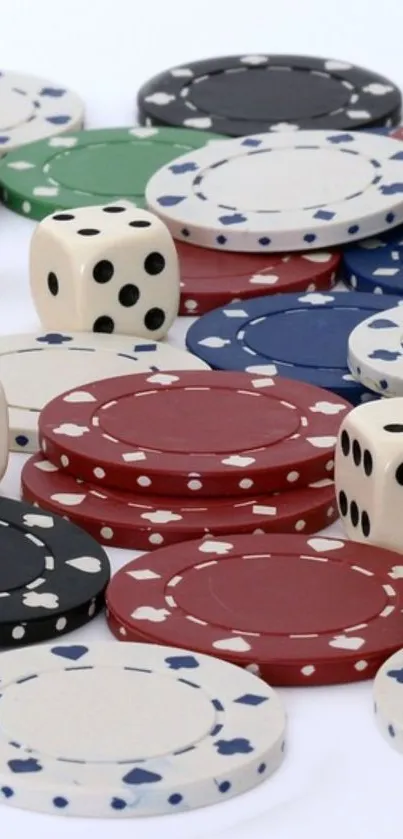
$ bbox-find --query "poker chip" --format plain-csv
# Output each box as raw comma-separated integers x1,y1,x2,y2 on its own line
137,55,401,136
21,454,337,549
185,291,403,403
177,243,340,315
106,532,403,686
146,131,403,253
0,70,84,151
348,303,403,395
0,496,110,646
0,126,224,220
38,370,349,498
373,648,403,754
0,331,209,453
0,641,286,817
343,226,403,295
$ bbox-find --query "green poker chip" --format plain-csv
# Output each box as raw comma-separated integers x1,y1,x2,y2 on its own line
0,126,224,220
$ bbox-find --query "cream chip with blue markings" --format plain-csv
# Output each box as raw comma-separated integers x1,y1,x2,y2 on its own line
374,648,403,754
146,130,403,253
348,302,403,396
0,641,286,817
0,71,84,150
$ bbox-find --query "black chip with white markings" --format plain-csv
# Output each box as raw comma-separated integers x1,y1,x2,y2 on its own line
0,497,110,645
137,54,402,136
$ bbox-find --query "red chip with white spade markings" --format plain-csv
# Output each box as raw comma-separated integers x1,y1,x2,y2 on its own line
21,453,337,549
106,533,403,686
38,371,349,497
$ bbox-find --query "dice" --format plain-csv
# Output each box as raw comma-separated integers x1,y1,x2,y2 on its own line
29,202,180,339
0,382,9,480
335,397,403,551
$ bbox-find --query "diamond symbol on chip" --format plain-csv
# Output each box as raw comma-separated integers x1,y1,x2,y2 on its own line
7,160,35,170
198,336,230,348
127,569,161,581
222,455,256,468
298,292,335,306
144,92,175,106
246,364,278,376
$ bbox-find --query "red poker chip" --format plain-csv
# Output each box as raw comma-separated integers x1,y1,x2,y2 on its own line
21,454,337,549
39,370,350,498
106,532,403,686
177,241,340,316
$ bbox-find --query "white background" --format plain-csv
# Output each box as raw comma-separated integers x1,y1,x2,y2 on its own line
1,0,403,836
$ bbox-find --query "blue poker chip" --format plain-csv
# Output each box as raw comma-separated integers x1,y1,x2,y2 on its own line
185,291,403,404
343,226,403,294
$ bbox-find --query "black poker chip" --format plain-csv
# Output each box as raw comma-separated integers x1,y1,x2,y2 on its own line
0,496,110,645
137,54,402,136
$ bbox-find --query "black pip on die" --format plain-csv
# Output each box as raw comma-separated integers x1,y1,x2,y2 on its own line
29,202,180,340
335,397,403,553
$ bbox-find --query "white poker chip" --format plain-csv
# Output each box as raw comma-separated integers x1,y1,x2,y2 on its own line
0,641,286,818
374,648,403,754
0,71,84,150
146,130,403,253
348,303,403,396
0,331,209,452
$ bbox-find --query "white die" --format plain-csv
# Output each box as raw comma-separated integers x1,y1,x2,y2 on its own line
335,397,403,551
29,203,180,340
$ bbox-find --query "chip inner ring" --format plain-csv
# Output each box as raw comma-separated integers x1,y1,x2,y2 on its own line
165,555,391,636
187,66,352,122
0,666,217,762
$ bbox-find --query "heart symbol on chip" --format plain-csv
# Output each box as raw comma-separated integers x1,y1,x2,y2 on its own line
66,556,102,573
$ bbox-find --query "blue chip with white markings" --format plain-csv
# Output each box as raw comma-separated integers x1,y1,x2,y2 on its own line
186,291,403,404
343,226,403,294
0,641,285,818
